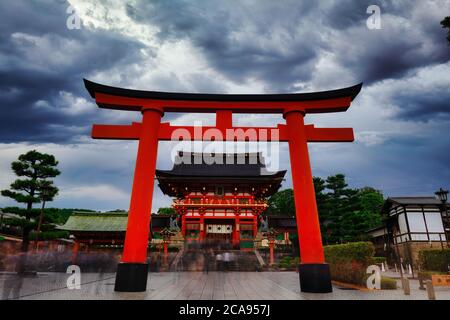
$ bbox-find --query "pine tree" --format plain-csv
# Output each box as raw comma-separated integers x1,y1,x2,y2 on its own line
324,174,360,243
1,150,60,252
266,188,295,216
313,177,331,243
266,174,385,244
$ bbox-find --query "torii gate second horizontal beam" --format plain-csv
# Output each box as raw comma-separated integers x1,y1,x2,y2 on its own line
91,123,354,142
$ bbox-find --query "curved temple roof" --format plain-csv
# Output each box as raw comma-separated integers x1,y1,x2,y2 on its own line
156,152,286,178
84,78,362,103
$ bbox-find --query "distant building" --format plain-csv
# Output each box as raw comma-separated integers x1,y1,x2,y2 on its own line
367,196,449,268
58,212,171,250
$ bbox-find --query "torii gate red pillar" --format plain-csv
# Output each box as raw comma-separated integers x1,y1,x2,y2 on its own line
285,110,331,292
114,107,163,292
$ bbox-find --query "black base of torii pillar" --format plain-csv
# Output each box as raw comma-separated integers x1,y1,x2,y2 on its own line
114,263,149,292
298,264,333,293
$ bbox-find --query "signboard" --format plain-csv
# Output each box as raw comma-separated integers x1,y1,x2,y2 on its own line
431,275,450,286
206,224,233,234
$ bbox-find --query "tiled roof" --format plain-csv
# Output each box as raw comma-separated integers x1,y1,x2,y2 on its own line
156,152,286,178
57,212,128,232
267,215,297,228
388,197,447,205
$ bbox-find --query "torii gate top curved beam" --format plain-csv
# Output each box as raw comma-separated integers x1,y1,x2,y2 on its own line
84,79,362,114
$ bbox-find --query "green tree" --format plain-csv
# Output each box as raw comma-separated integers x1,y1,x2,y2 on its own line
1,150,60,251
357,187,384,229
35,180,59,239
441,16,450,43
264,174,385,244
266,188,295,216
324,174,360,243
157,207,176,215
313,177,331,242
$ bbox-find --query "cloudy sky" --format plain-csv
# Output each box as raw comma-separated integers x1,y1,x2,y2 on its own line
0,0,449,211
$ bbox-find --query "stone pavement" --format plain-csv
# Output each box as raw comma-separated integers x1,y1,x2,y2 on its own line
1,271,449,300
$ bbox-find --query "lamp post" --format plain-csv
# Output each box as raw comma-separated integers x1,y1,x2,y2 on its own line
160,228,174,265
435,188,449,204
435,188,449,248
264,228,278,265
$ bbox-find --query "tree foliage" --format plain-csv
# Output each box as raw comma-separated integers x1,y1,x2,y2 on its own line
157,207,176,215
266,174,384,243
266,189,295,216
1,207,85,225
441,16,450,43
1,150,60,251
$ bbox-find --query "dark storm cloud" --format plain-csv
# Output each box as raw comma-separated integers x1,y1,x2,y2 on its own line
324,0,377,29
127,0,450,89
364,131,450,195
127,0,321,91
0,0,145,143
323,0,417,30
1,0,448,145
393,88,450,121
332,25,450,85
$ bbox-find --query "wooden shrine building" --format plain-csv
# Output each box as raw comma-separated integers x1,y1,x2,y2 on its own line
156,152,286,249
367,196,449,268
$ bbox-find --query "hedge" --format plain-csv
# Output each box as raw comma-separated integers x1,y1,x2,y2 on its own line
372,256,386,264
418,270,450,280
240,240,254,249
418,249,450,272
381,277,397,290
324,242,375,285
278,256,297,269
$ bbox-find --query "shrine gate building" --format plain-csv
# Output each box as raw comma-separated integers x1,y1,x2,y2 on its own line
156,152,286,249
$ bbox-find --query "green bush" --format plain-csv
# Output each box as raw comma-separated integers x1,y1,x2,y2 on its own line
324,241,375,264
418,270,450,280
240,240,254,249
0,236,4,241
372,256,386,264
276,233,284,240
324,242,375,285
381,277,397,290
281,256,293,263
288,233,297,241
418,249,450,272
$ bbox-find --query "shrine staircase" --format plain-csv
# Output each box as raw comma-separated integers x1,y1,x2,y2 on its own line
169,249,263,272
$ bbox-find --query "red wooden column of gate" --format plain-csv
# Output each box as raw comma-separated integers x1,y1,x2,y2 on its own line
113,105,163,291
84,78,362,293
285,109,330,292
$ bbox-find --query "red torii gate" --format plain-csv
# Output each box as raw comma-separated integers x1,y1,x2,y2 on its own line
84,79,362,293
